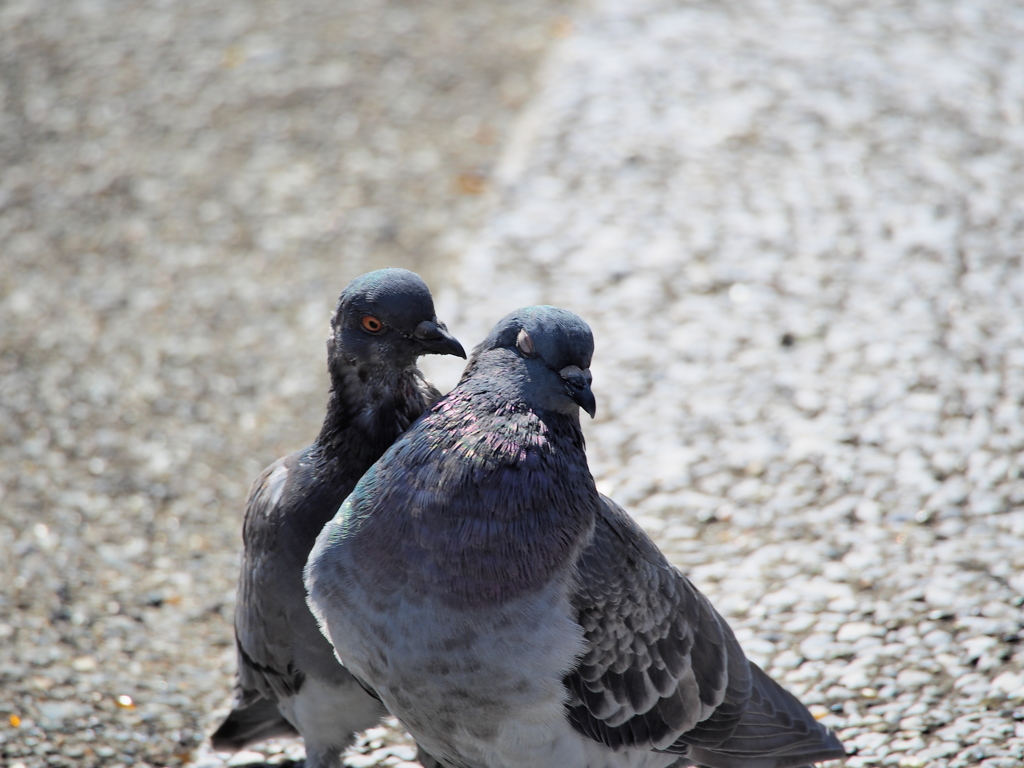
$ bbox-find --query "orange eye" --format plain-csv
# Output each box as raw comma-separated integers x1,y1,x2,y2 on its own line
361,315,384,333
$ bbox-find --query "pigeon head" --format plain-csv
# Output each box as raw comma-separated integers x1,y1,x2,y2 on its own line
473,305,596,418
328,268,465,372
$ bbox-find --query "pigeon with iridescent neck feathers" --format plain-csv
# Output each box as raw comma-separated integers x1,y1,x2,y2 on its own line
211,268,464,768
305,305,845,768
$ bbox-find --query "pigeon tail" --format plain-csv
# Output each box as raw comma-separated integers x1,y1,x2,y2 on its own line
210,697,299,752
684,664,845,768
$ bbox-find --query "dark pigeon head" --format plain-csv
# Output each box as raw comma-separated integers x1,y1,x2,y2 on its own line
328,268,465,371
473,305,596,418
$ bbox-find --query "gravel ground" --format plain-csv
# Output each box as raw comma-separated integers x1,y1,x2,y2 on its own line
4,0,1024,767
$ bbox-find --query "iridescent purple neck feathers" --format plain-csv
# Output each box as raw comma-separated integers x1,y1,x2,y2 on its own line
337,381,597,608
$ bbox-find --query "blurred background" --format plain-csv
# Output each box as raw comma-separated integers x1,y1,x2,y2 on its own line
4,0,1024,767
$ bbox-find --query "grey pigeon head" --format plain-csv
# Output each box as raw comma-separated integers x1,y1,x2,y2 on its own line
470,305,597,418
328,268,465,375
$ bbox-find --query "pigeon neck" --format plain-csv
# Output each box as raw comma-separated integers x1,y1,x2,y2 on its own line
316,361,430,460
350,387,597,608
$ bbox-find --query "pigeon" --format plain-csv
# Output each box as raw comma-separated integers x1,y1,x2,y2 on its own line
211,268,465,768
305,305,845,768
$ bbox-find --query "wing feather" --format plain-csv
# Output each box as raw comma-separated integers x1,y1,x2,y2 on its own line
564,495,843,767
234,452,353,703
564,495,740,751
233,455,307,702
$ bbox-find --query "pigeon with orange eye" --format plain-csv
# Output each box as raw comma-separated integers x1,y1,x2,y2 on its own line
212,268,463,768
335,278,464,372
361,315,384,334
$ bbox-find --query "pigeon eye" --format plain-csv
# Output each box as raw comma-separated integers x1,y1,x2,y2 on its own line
361,315,384,334
516,329,535,356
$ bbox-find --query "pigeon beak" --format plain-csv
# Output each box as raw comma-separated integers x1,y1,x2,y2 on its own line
413,320,467,359
560,365,596,419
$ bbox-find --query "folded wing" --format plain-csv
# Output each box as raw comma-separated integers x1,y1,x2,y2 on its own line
564,496,844,768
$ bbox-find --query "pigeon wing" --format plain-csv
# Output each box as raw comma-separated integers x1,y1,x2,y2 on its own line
564,494,751,753
233,453,312,703
565,496,845,767
684,662,846,768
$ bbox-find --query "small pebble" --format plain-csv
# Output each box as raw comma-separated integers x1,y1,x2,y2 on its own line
226,751,269,767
